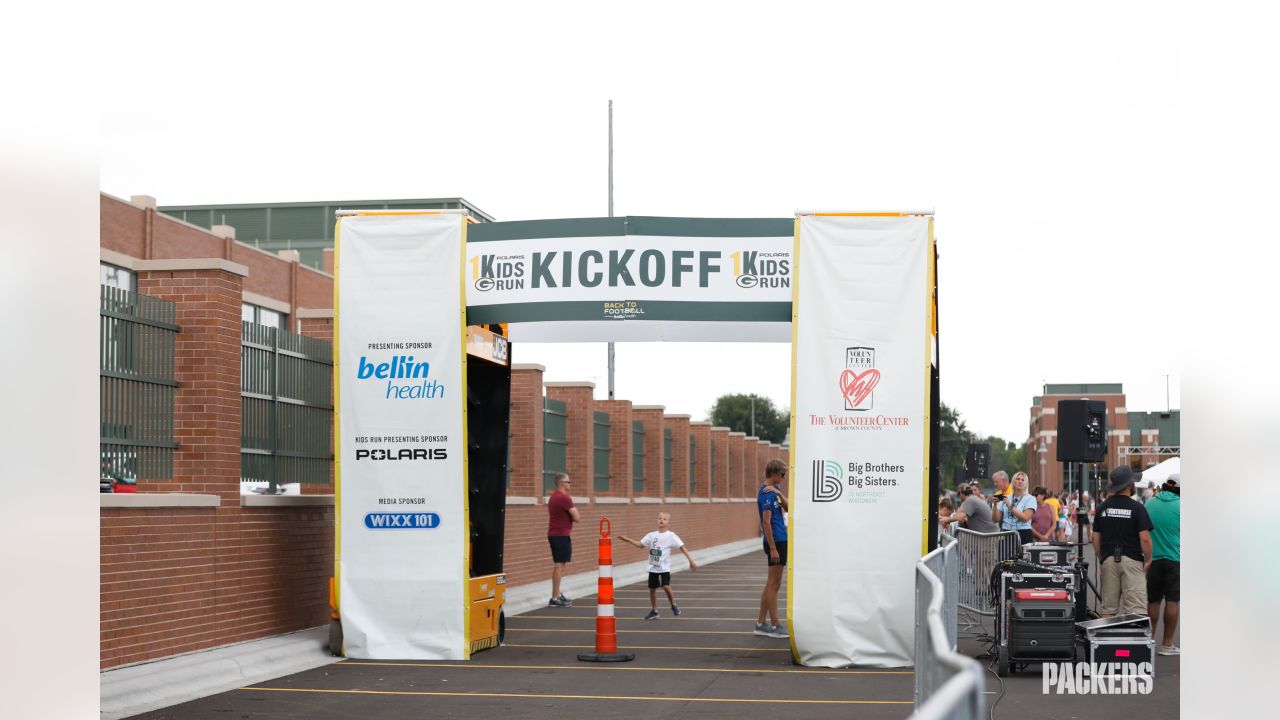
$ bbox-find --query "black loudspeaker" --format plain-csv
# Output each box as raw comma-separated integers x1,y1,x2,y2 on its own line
966,443,990,479
1056,400,1107,462
467,359,510,577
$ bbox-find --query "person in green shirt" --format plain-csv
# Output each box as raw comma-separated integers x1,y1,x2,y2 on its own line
1145,476,1181,655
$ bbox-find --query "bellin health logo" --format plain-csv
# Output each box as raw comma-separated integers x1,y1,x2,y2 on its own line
356,355,445,400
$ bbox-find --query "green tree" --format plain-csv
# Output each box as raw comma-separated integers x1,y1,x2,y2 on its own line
939,402,973,489
709,393,790,444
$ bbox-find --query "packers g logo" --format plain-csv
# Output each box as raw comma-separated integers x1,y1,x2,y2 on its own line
812,460,843,502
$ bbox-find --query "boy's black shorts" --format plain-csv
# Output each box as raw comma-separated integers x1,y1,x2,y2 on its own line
763,539,788,566
548,535,572,563
1147,558,1180,602
648,571,671,589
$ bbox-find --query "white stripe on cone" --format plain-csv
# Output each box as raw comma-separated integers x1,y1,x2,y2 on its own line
596,603,615,617
599,565,613,577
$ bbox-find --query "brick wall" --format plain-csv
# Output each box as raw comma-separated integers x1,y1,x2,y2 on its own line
690,422,711,499
632,407,666,497
709,426,730,498
101,504,333,668
508,365,545,497
665,415,691,498
595,399,634,497
545,383,596,493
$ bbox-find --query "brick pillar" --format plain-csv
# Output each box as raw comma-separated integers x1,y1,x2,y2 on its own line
665,415,691,498
690,422,712,499
742,436,759,496
632,406,666,498
508,364,545,497
298,309,334,343
545,382,596,497
754,439,770,492
595,399,633,497
729,431,746,498
709,426,730,498
137,266,246,501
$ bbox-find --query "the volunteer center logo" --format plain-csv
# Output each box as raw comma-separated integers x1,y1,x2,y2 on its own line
841,347,880,411
812,460,843,502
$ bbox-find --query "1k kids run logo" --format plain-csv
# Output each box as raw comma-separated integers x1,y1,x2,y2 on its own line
841,347,880,411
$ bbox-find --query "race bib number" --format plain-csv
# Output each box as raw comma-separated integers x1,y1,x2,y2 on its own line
649,547,663,565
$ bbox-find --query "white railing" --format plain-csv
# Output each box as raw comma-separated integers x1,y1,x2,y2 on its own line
912,533,984,719
953,527,1022,615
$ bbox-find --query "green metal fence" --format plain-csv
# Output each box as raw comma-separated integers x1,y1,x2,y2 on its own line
663,428,673,494
632,421,645,494
593,411,611,493
543,397,568,492
100,285,179,481
241,322,333,491
710,438,719,496
689,434,697,493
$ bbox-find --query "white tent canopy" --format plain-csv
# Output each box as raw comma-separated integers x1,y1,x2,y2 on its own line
1136,456,1181,488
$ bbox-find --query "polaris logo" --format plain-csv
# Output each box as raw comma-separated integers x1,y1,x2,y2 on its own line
355,448,448,461
364,512,441,529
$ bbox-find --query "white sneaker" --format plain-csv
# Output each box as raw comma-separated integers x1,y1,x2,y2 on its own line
1158,644,1180,656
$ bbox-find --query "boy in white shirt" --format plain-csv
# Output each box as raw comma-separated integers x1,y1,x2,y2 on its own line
619,512,698,620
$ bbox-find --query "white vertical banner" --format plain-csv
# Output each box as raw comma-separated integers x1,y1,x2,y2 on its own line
335,212,469,659
789,214,932,668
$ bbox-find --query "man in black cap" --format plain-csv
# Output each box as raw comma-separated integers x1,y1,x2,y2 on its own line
1092,466,1154,617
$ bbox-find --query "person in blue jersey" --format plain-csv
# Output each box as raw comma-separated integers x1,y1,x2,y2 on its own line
755,459,790,638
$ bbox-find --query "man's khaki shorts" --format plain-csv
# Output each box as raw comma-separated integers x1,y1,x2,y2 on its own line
1099,555,1148,616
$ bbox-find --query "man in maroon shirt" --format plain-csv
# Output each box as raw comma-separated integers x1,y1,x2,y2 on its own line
547,473,581,607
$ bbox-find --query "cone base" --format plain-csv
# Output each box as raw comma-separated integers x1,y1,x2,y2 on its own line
577,652,635,663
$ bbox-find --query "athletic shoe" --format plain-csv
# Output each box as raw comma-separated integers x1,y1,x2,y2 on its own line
670,604,681,616
1158,645,1181,656
548,597,569,608
644,610,660,620
766,623,789,639
557,594,573,607
753,622,772,636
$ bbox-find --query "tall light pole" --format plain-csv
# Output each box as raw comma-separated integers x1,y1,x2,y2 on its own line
607,100,615,399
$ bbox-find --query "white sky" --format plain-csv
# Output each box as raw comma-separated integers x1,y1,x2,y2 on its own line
99,0,1184,442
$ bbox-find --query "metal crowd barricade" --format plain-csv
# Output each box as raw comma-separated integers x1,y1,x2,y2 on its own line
912,533,984,719
953,527,1021,615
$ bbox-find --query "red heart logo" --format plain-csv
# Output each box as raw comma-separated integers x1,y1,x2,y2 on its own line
840,368,880,409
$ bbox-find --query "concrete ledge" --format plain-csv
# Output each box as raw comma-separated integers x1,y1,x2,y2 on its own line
100,625,339,720
505,496,539,505
544,381,595,389
134,257,250,277
297,307,334,319
242,494,334,507
593,496,630,504
634,497,662,504
690,497,711,503
729,498,749,503
503,536,761,617
664,497,690,504
101,493,221,508
243,290,291,315
511,363,546,372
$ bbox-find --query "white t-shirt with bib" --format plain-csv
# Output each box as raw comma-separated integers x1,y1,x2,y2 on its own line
641,530,684,573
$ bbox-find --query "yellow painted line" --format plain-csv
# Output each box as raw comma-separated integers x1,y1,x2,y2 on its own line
507,628,762,635
241,687,910,705
511,616,767,622
505,643,792,652
532,602,778,607
339,661,910,676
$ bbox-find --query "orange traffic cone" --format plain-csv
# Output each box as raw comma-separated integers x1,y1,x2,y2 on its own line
578,517,635,662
